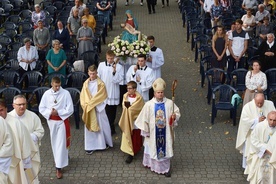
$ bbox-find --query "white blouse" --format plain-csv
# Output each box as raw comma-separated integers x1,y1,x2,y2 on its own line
245,71,267,91
17,46,39,71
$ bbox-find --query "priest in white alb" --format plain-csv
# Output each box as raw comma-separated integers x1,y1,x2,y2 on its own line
135,78,181,177
236,93,275,170
246,111,276,183
0,99,39,184
39,77,74,179
80,65,113,155
9,94,44,183
126,54,155,101
0,116,13,184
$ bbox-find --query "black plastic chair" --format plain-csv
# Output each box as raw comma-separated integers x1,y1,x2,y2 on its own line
230,68,248,92
18,22,33,34
11,0,23,14
65,87,81,129
80,50,99,70
9,41,23,50
66,71,88,91
1,4,14,18
265,68,276,99
53,1,65,15
211,84,238,125
194,34,210,62
6,15,21,25
5,50,18,61
0,70,20,88
5,59,20,71
2,29,17,42
200,55,213,87
44,5,57,19
0,87,22,111
206,68,228,104
18,71,43,95
0,21,17,30
18,9,32,21
0,35,12,52
27,86,50,114
43,72,67,87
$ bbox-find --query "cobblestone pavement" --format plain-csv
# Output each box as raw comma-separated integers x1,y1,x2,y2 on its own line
38,0,248,183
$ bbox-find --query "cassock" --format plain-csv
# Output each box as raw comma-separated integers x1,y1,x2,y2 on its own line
0,117,13,184
147,46,164,80
39,87,74,168
236,99,275,169
119,91,144,156
97,61,124,105
246,120,276,183
6,114,39,184
80,77,113,151
135,97,180,174
126,65,155,101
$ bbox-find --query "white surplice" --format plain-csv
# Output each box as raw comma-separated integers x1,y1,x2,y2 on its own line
126,65,155,101
0,117,13,179
84,79,113,151
5,114,39,184
246,120,276,183
236,99,275,169
147,47,164,80
135,97,180,174
97,61,124,105
39,87,74,168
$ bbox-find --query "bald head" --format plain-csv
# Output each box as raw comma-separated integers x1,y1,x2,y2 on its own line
267,111,276,127
254,93,265,108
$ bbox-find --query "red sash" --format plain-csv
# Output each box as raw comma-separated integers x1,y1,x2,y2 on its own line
49,115,71,148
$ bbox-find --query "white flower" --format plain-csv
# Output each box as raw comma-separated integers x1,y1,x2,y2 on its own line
140,48,144,52
116,48,120,52
121,51,124,55
135,46,140,50
115,53,120,56
111,46,115,50
125,50,129,54
134,54,138,58
122,46,126,51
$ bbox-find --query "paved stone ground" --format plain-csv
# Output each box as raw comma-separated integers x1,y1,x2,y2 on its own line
38,1,248,183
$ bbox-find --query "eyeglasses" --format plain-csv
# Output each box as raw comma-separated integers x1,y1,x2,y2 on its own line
14,103,26,107
126,87,133,90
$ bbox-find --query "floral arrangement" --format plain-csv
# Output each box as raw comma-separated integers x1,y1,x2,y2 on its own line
108,34,150,61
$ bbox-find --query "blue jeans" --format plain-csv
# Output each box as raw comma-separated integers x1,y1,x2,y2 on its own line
98,10,110,25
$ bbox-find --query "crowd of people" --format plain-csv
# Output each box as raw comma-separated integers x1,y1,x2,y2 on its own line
183,0,276,182
0,0,185,182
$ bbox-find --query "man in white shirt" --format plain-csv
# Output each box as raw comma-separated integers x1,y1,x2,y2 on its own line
228,19,249,74
126,54,155,102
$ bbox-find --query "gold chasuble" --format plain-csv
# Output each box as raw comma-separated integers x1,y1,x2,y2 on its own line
119,92,144,156
80,78,107,132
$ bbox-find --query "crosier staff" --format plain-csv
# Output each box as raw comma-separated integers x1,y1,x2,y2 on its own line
169,79,177,149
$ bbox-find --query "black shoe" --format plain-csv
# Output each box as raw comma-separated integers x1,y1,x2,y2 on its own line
125,155,133,164
149,12,151,14
86,150,94,155
164,169,171,177
153,11,156,13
